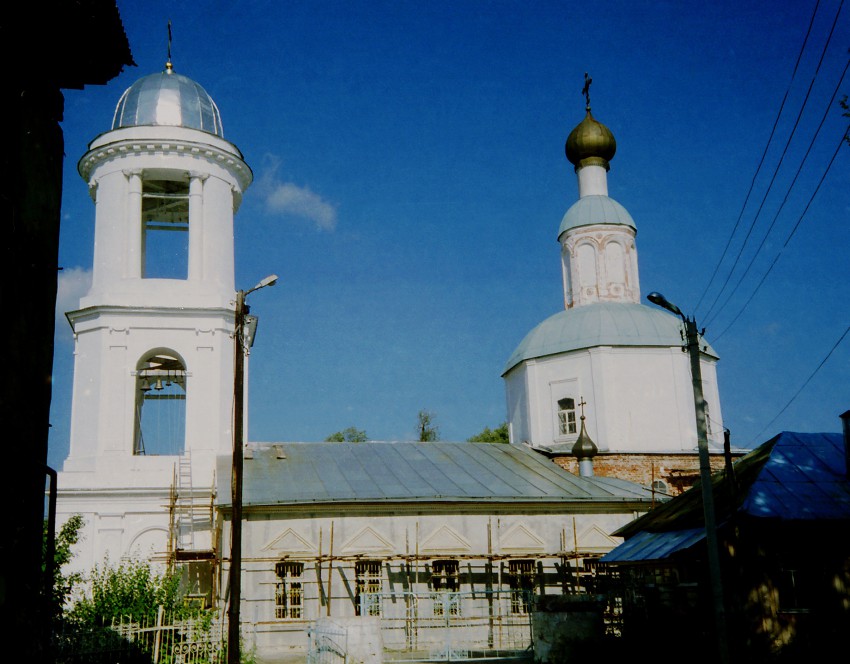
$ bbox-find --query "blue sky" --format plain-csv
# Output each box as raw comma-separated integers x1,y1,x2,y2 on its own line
48,0,850,469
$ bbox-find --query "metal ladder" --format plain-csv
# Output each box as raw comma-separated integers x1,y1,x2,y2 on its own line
175,452,195,551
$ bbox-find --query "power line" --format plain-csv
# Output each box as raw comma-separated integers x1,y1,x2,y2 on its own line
702,0,844,325
749,323,850,445
694,0,822,317
707,56,850,334
712,124,849,343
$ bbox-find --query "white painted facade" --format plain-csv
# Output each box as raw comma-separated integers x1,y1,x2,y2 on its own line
53,67,672,662
504,109,724,454
505,345,723,453
57,70,252,573
235,506,632,656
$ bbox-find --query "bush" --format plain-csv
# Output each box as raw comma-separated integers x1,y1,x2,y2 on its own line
69,558,193,625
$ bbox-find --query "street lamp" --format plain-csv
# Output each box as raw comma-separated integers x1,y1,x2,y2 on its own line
646,291,729,664
228,274,278,664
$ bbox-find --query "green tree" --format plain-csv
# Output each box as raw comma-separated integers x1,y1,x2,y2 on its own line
417,410,439,441
325,426,368,442
43,514,85,619
68,557,189,625
467,422,510,443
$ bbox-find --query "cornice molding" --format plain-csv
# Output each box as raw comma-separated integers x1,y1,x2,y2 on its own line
78,135,252,191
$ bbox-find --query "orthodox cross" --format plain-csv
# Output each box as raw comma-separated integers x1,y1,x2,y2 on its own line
166,20,173,70
582,72,592,111
578,396,587,420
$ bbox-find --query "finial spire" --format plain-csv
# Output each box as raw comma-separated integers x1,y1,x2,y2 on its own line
571,396,598,474
582,72,592,112
165,20,173,73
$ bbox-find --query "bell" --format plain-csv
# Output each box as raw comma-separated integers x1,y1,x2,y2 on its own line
154,378,164,391
140,378,152,392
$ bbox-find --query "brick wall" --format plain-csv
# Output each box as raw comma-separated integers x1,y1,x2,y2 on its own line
552,452,739,496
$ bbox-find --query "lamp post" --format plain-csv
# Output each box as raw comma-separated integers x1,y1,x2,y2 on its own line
646,291,729,664
228,274,278,664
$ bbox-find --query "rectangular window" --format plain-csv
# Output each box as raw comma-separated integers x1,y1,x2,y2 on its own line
355,560,383,616
142,178,189,279
431,559,461,617
557,398,577,435
508,560,536,615
275,562,304,619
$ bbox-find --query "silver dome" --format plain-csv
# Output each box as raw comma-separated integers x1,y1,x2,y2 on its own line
112,68,224,137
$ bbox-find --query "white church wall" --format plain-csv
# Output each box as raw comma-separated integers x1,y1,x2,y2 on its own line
54,489,175,576
226,504,637,658
505,344,723,453
504,364,532,445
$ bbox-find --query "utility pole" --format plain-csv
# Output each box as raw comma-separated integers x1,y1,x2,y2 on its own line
228,275,277,664
647,292,730,664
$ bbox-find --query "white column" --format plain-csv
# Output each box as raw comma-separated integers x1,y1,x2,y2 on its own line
188,172,206,282
125,169,143,279
202,177,236,292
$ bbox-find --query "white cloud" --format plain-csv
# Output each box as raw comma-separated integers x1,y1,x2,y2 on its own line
55,267,91,340
256,155,338,231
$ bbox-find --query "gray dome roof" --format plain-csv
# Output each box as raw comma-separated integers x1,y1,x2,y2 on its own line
112,68,224,137
503,302,717,375
558,194,635,238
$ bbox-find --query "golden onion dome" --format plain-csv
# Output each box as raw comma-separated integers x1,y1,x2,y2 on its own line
565,110,616,171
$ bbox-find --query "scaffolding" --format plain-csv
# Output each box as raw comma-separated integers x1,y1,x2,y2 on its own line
168,452,219,608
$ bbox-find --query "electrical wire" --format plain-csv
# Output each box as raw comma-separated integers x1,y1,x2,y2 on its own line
702,0,844,325
712,123,849,343
694,0,822,316
749,323,850,444
706,53,850,333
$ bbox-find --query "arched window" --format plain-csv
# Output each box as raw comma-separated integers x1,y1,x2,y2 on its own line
604,240,625,286
134,352,187,456
577,243,597,291
557,398,577,436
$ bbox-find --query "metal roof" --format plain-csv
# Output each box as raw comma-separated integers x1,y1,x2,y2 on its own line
739,432,850,519
597,527,706,563
558,194,636,237
112,69,224,137
503,302,718,375
600,431,850,563
216,441,661,508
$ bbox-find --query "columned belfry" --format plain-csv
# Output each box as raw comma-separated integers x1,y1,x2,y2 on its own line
58,58,252,570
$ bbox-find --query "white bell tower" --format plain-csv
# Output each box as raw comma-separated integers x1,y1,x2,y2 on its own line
58,62,252,570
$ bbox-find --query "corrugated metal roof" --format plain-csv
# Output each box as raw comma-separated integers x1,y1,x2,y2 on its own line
600,431,850,563
217,441,661,508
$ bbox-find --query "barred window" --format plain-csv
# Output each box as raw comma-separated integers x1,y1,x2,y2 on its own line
275,562,304,619
431,559,461,617
355,560,383,616
508,560,536,615
557,398,577,435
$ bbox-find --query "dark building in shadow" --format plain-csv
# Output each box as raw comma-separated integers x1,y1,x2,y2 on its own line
1,2,132,660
